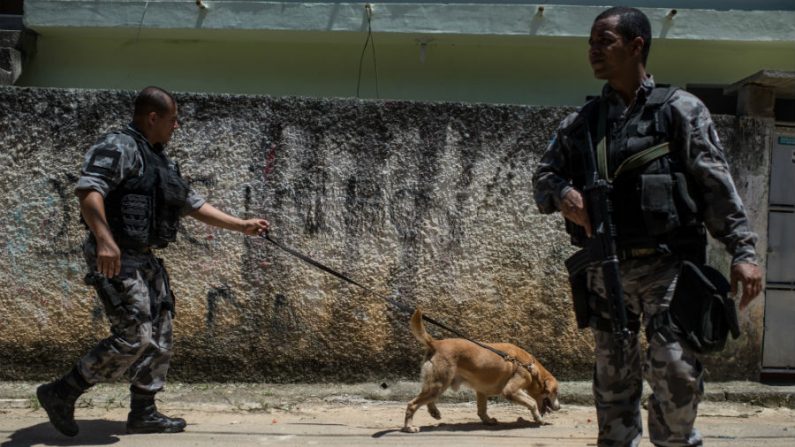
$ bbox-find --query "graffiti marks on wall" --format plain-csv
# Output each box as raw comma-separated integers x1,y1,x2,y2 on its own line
206,283,238,328
270,293,299,335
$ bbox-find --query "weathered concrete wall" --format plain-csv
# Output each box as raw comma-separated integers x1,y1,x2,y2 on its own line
0,87,770,382
705,115,771,379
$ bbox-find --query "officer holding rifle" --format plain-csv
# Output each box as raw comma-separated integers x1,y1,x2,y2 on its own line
533,7,762,447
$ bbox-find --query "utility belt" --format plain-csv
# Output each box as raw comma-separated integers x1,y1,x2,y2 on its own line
565,247,739,353
564,226,705,331
617,226,707,262
616,246,659,260
567,224,706,260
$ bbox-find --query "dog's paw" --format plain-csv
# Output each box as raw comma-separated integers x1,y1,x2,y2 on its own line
428,407,442,420
401,425,420,433
481,417,498,425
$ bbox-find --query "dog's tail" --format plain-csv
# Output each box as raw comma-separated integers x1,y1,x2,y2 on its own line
410,309,435,349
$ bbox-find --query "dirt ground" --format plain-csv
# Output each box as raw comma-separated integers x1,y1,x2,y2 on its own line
2,399,795,446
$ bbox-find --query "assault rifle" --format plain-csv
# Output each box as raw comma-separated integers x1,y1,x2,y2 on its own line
564,121,631,359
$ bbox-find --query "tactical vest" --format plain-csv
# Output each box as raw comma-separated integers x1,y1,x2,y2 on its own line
105,128,189,250
563,86,705,259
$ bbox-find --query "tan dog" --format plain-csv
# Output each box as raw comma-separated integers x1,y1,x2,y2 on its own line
403,309,560,433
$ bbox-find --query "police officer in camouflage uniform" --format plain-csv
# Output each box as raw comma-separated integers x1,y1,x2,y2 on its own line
36,86,270,437
533,7,763,447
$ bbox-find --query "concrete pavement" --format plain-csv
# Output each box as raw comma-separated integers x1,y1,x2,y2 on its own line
1,380,794,446
2,380,794,412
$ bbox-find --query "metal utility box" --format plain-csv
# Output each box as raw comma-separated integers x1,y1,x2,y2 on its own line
763,126,795,376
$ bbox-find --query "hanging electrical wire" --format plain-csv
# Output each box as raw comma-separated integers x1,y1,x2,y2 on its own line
356,4,379,99
133,1,150,45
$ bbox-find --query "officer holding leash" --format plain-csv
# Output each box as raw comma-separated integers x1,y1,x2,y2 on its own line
37,86,269,436
533,7,762,447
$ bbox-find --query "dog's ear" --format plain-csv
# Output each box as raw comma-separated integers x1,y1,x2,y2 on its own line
544,378,558,394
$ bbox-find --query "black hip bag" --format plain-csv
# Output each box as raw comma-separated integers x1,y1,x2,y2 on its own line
648,261,741,354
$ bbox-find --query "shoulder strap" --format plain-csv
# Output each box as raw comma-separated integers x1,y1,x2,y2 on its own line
645,84,678,107
120,127,144,144
596,99,609,181
568,96,607,180
646,85,679,139
613,141,671,178
118,128,151,173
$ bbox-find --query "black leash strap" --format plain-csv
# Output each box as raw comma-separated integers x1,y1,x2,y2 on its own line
261,233,521,364
262,234,410,313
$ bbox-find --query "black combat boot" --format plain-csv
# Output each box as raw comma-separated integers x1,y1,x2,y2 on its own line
36,367,92,437
126,386,187,434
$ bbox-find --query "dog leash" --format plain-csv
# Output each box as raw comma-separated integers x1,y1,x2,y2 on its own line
260,233,533,368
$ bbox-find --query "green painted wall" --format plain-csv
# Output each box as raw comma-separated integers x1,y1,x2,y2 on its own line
17,29,795,106
18,2,795,105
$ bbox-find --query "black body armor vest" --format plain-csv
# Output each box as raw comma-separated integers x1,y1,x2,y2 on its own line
562,86,705,259
105,129,189,250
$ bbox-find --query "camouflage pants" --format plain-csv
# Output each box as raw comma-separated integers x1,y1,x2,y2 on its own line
77,238,175,393
587,255,704,447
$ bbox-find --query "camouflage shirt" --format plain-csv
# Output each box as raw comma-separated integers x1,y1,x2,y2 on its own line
533,76,758,265
76,124,206,216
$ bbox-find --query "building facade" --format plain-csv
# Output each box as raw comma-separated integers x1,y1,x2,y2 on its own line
9,1,795,106
1,1,794,381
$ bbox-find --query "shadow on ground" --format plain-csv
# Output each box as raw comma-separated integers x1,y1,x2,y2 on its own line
1,420,126,447
372,417,542,438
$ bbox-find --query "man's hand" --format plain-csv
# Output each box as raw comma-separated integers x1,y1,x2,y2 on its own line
96,237,121,278
78,189,121,278
241,218,270,237
561,189,592,237
730,262,763,311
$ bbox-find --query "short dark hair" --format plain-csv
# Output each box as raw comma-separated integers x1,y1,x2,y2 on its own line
133,86,175,117
595,6,652,65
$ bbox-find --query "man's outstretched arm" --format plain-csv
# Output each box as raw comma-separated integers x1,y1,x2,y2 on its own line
188,203,269,236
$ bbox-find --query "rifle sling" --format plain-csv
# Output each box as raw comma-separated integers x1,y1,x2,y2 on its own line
612,142,671,179
596,99,609,181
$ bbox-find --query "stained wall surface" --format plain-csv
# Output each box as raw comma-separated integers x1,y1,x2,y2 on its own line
0,87,769,382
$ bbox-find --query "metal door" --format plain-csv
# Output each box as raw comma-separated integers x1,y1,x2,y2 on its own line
763,126,795,374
